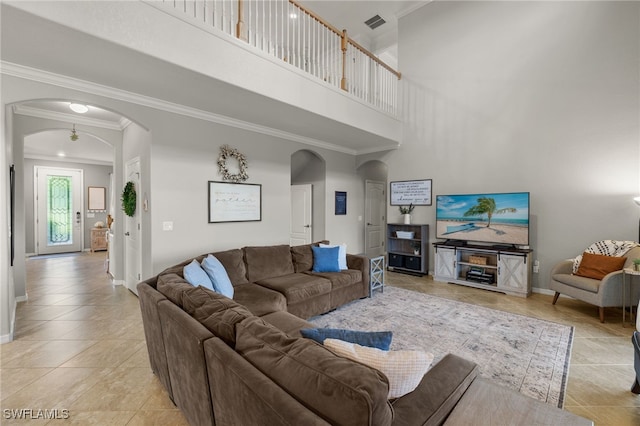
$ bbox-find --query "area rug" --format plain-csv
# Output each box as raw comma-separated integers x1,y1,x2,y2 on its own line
310,286,573,408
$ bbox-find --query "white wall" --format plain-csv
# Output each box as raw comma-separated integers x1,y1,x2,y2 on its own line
145,111,366,273
386,1,640,290
1,98,16,342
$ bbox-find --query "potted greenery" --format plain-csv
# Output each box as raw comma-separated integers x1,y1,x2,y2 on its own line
633,258,640,272
399,204,415,224
121,181,137,217
411,241,421,255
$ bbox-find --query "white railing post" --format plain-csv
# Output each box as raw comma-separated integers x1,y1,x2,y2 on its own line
155,0,399,114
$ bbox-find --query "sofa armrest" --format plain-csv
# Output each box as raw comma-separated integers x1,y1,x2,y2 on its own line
391,354,478,426
347,254,369,291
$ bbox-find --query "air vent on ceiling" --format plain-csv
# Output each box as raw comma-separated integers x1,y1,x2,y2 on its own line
364,14,386,30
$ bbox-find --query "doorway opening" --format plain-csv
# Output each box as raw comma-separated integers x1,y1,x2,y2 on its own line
34,166,84,255
291,150,326,244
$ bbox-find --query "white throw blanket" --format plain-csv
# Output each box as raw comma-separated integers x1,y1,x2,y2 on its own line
572,240,638,273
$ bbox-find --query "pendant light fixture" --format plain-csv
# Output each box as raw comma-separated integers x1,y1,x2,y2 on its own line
70,124,79,141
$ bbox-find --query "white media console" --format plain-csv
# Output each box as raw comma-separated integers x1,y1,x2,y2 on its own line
433,242,533,297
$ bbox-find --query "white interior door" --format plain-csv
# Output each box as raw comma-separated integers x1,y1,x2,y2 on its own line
365,180,385,258
125,159,142,295
290,184,312,246
35,166,83,255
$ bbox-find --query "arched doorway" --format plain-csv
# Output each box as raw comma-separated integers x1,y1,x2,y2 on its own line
291,150,326,244
24,128,114,256
9,99,145,301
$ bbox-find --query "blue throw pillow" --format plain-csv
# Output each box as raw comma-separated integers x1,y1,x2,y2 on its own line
183,260,216,292
201,254,234,299
300,328,393,351
312,246,340,273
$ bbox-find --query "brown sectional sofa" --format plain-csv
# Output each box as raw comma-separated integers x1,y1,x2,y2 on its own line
138,242,592,426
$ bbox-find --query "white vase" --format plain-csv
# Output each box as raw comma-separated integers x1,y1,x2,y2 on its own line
403,214,411,225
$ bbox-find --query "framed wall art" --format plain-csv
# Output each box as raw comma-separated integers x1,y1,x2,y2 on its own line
88,186,107,211
335,191,347,215
208,181,262,223
390,179,432,206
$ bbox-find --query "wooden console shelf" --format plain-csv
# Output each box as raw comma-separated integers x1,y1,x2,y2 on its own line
387,224,429,276
433,242,532,297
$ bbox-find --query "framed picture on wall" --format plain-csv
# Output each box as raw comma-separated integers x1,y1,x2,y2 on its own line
335,191,347,215
88,186,107,211
390,179,432,206
208,181,262,223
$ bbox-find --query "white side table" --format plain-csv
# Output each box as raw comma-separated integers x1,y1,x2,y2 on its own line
622,268,640,327
370,255,385,297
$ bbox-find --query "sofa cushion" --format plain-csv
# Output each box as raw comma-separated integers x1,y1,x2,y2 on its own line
260,311,314,337
552,273,600,293
324,338,434,399
575,252,626,280
182,286,253,346
235,317,393,426
212,248,249,286
157,273,196,308
233,283,287,316
301,328,392,350
255,273,331,304
182,285,240,315
307,269,363,290
183,260,216,291
244,245,295,282
291,244,315,273
202,254,234,298
291,240,330,273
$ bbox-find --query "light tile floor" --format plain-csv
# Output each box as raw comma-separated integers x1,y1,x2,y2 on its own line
1,252,639,425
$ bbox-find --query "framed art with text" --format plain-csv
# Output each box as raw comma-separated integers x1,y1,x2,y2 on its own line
390,179,432,206
208,181,262,223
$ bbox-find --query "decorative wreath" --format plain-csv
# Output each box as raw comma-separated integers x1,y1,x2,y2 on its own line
121,181,137,217
218,144,248,182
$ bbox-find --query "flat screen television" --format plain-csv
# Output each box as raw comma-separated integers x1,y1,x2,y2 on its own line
435,192,530,246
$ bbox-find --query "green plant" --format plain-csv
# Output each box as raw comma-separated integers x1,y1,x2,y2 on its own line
634,259,640,265
399,204,414,215
121,181,137,217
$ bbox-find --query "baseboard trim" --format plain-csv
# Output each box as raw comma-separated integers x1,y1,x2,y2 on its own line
0,332,14,344
112,279,125,286
532,287,555,296
1,299,17,344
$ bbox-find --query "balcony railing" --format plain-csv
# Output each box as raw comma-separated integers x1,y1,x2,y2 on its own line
157,0,401,114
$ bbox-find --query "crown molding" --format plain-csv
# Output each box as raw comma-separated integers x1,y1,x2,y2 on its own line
396,1,433,19
23,153,113,167
1,61,368,155
12,104,124,130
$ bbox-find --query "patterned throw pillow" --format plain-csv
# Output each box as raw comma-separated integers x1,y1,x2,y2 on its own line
324,338,434,399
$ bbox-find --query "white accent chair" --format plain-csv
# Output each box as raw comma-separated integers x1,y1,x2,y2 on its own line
550,246,640,323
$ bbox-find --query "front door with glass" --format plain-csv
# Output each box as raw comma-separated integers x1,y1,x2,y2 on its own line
35,166,83,255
